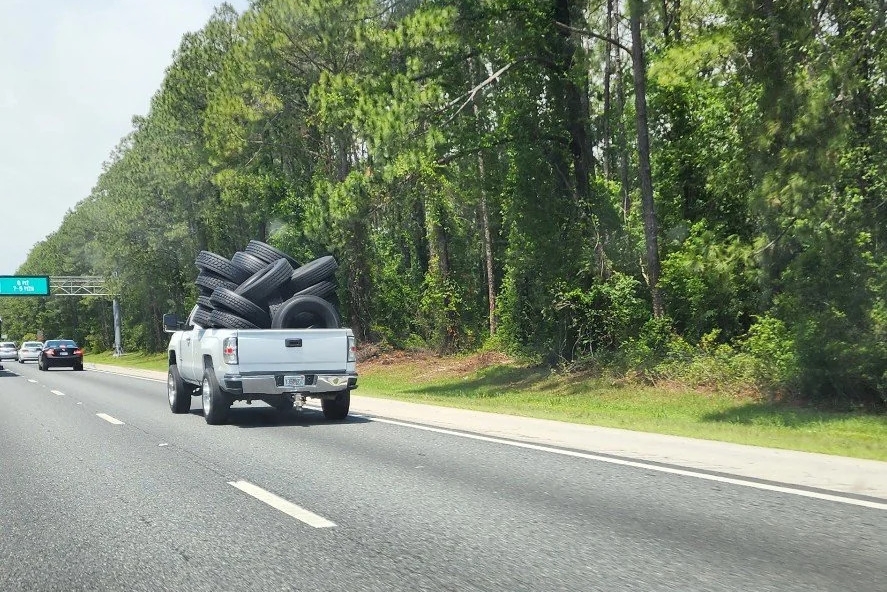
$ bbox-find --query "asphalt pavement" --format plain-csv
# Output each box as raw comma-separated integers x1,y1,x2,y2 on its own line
0,361,884,591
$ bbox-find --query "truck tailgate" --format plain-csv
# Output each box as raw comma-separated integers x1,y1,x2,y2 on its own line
235,329,350,373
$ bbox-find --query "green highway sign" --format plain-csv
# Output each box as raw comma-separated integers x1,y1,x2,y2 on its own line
0,276,50,296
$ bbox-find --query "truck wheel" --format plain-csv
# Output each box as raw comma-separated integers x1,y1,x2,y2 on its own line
202,369,230,425
168,365,191,414
321,389,350,420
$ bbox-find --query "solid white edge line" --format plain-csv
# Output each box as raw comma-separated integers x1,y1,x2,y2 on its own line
96,413,125,425
361,416,887,511
51,390,65,396
228,480,336,528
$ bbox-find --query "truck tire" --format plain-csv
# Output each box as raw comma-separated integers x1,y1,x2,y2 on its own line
210,288,271,328
285,256,338,295
245,239,301,269
202,369,230,425
235,258,293,305
231,251,267,275
195,251,251,284
192,307,213,328
321,390,350,420
295,280,337,300
196,295,214,311
168,365,192,414
209,309,260,330
195,272,238,296
271,295,341,329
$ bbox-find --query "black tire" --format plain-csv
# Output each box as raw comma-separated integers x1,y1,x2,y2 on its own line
231,251,267,275
235,258,293,305
209,309,260,330
38,357,46,371
210,287,271,328
74,363,84,371
192,307,213,328
286,256,338,295
196,295,214,311
195,251,251,284
245,240,300,268
167,365,191,413
321,390,350,420
271,295,341,329
201,369,230,425
295,280,337,300
195,272,238,295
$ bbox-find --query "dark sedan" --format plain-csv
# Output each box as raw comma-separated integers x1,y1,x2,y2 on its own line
38,340,84,371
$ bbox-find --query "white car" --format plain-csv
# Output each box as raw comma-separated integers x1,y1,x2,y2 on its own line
0,342,18,361
17,341,44,363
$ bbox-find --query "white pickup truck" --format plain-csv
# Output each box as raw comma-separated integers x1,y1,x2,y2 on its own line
163,308,357,424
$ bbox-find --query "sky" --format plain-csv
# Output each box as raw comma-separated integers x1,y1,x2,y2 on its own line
0,0,249,275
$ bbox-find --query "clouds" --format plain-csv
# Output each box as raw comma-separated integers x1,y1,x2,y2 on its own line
0,0,248,273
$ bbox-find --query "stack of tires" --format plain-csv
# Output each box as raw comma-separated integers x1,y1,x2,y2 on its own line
192,240,341,330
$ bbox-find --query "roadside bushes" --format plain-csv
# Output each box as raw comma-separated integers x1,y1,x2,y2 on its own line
191,240,341,330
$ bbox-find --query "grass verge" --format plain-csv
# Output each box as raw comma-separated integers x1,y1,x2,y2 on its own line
90,349,887,461
356,351,887,462
88,351,168,373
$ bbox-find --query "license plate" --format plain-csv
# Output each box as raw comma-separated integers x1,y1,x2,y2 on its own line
283,375,305,388
59,351,68,356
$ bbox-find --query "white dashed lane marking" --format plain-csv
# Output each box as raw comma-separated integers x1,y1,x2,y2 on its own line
228,480,336,528
51,390,65,396
96,413,125,425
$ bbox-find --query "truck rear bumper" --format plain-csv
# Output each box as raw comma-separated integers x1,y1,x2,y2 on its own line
222,372,358,397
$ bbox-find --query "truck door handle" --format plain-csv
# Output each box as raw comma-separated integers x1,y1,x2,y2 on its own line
185,337,191,343
285,338,302,348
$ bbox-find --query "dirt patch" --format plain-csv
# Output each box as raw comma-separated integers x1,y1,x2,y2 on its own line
358,348,519,381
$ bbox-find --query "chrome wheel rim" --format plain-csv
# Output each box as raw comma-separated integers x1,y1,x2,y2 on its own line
202,379,211,416
167,373,176,406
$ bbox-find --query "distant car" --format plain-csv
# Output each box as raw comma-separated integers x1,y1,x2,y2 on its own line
17,341,44,363
0,342,18,361
38,339,84,371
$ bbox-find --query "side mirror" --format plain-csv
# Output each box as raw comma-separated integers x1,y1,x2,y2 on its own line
162,313,183,333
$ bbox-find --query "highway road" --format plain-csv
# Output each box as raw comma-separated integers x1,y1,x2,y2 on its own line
0,362,884,591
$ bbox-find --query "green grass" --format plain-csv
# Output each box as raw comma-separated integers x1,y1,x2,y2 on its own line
90,349,887,461
88,351,168,373
357,359,887,462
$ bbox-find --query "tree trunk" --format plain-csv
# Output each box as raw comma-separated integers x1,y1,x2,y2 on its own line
555,0,594,199
603,0,614,181
629,0,664,317
469,57,497,336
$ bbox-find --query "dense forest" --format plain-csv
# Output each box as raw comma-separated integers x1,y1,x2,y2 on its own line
1,0,885,406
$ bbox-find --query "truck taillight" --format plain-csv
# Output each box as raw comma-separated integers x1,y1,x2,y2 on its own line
223,336,238,365
347,336,356,362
